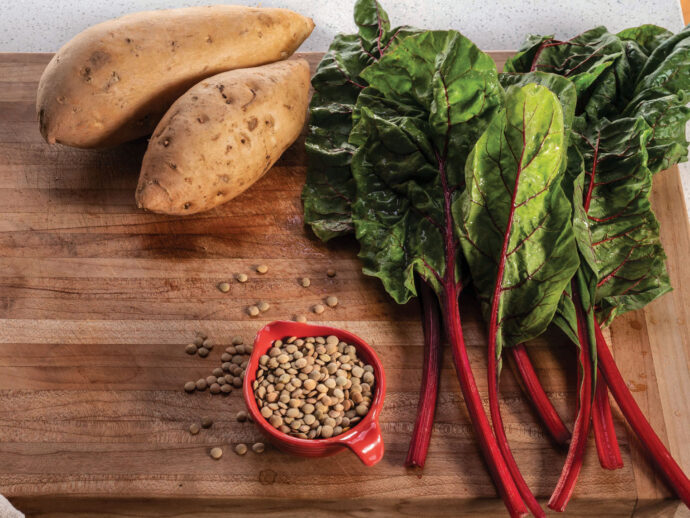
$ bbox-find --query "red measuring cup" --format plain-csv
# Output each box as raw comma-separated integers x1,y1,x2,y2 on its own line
243,320,386,466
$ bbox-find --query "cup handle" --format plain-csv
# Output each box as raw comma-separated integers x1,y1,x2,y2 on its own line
344,420,384,466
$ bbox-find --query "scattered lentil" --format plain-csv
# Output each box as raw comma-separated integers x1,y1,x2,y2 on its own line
201,416,213,429
193,336,204,346
210,383,221,394
195,378,208,391
202,338,214,350
184,381,196,393
252,442,265,453
189,423,200,435
236,410,248,422
221,384,233,394
258,301,270,312
234,443,248,455
210,447,223,460
236,273,248,283
326,296,338,308
217,282,230,293
300,277,311,287
312,304,325,315
295,315,307,323
256,264,268,274
247,305,260,317
185,343,198,355
232,335,243,345
327,268,336,278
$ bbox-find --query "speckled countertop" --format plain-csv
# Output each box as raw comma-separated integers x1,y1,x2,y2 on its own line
1,0,687,217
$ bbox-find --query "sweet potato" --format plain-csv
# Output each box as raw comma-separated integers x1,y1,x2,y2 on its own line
36,6,314,148
136,59,310,215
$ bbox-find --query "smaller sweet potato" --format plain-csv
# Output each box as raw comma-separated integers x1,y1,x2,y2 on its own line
136,59,310,215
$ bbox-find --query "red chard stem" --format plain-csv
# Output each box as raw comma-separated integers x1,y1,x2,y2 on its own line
442,283,528,518
405,278,443,469
595,324,690,506
549,285,593,512
510,344,571,446
592,371,624,470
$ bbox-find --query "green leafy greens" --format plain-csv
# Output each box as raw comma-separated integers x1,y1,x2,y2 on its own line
302,0,419,241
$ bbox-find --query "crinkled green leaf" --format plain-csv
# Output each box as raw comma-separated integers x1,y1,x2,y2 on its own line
508,28,623,104
624,92,690,174
623,25,690,173
617,24,673,79
302,0,420,241
632,24,690,97
350,30,503,303
503,34,553,73
353,0,391,48
618,25,673,55
571,117,671,325
459,84,579,354
510,25,690,175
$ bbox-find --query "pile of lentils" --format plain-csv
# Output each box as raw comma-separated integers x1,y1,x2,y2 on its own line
184,334,251,395
253,335,376,439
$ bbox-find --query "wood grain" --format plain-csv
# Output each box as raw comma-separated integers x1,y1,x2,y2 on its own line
0,51,686,517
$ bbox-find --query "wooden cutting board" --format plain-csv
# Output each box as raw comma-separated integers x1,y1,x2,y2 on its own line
0,52,688,517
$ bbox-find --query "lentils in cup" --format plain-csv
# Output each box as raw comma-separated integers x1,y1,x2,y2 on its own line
253,335,375,439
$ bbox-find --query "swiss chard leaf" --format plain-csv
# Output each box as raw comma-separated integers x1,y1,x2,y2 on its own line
302,0,419,241
510,24,690,174
617,24,673,80
571,116,671,325
350,30,503,302
623,24,690,173
503,34,553,74
508,28,623,103
499,71,577,144
459,84,579,354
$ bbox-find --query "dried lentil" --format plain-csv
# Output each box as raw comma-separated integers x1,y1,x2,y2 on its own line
326,296,338,308
312,304,325,315
247,305,260,317
256,264,268,274
217,282,230,293
236,273,248,283
234,443,248,455
189,423,200,435
210,447,223,460
184,381,196,393
252,442,265,453
185,343,198,355
201,416,213,429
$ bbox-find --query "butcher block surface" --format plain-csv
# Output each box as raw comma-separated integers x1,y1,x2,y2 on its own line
0,52,689,517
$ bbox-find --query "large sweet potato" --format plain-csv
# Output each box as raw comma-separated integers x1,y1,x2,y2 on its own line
37,6,314,148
